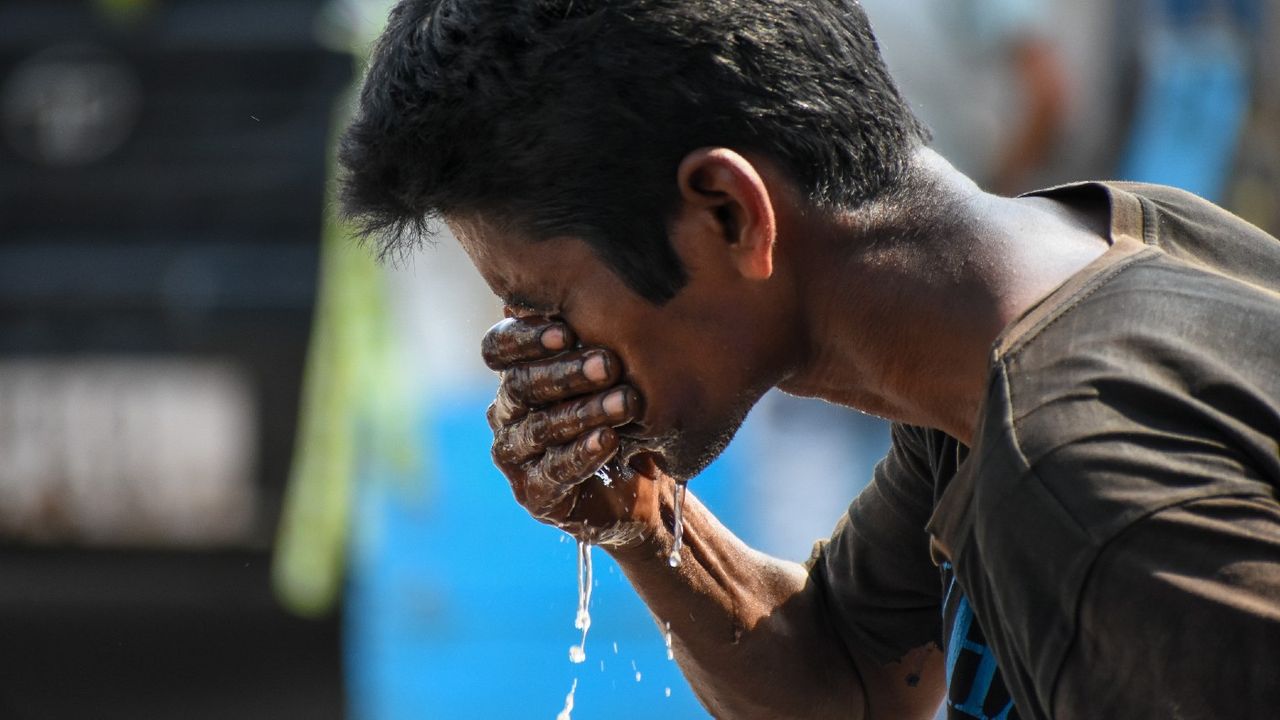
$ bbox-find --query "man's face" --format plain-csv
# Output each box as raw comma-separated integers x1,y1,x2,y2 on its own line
451,216,798,480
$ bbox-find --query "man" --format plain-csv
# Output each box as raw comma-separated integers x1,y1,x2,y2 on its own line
337,1,1280,717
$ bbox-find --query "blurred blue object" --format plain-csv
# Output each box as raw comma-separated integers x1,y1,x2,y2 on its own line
1119,0,1257,202
346,387,752,719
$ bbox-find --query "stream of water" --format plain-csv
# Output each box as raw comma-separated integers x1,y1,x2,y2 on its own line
668,481,687,567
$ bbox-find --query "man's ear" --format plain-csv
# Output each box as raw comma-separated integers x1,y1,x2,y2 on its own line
675,147,778,280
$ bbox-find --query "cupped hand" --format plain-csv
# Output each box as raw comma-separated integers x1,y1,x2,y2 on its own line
482,316,662,545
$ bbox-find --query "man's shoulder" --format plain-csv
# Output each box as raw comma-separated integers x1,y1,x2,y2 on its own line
1030,179,1246,220
992,247,1280,490
1000,182,1280,391
1034,180,1280,294
988,182,1280,482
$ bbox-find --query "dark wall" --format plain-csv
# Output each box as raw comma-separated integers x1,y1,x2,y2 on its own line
0,1,351,717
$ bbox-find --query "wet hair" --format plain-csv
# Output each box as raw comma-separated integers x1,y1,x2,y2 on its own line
339,0,928,303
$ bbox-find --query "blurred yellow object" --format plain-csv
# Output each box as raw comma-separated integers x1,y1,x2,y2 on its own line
92,0,157,24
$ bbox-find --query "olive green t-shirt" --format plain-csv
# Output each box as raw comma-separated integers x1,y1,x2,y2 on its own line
811,181,1280,720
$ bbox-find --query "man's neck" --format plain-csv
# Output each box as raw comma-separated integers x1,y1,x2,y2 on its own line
779,149,1110,443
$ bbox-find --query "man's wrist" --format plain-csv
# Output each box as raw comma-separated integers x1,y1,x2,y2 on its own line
603,483,685,565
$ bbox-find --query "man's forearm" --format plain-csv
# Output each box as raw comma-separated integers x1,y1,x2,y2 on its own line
608,485,869,720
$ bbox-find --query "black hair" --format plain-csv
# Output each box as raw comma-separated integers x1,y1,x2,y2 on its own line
339,0,928,303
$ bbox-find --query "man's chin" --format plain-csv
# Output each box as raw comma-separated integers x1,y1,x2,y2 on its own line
615,380,766,482
615,435,674,476
617,419,744,483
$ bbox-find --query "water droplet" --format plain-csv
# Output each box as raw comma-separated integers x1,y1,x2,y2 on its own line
555,678,578,720
665,687,672,698
663,621,674,660
568,540,594,663
594,466,613,487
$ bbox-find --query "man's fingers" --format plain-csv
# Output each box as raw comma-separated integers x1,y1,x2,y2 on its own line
494,386,640,466
486,384,526,431
481,317,574,370
512,427,619,522
489,347,615,429
505,348,621,407
539,427,619,487
530,386,640,448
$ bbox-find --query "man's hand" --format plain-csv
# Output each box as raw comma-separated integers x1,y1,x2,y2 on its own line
482,322,925,720
482,316,656,544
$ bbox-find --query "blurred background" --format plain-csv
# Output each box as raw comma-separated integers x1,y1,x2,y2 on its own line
0,0,1275,718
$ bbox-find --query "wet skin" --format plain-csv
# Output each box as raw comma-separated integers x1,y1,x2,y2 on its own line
467,236,794,544
456,149,804,544
480,315,656,541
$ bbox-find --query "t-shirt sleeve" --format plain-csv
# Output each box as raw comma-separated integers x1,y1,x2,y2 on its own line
1052,495,1280,718
806,423,943,664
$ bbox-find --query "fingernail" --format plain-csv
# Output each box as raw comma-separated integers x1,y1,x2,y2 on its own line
541,325,566,350
583,353,608,382
586,428,603,452
603,388,627,416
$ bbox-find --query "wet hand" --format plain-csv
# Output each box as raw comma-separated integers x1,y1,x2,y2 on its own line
482,317,654,542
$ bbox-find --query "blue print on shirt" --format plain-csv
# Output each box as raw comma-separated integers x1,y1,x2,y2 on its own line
942,565,1017,720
